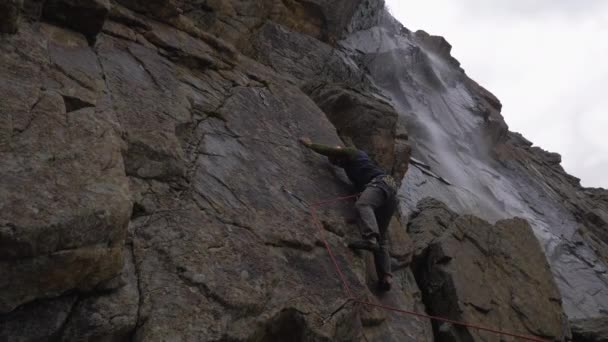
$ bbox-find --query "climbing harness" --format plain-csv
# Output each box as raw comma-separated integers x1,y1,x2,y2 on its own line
309,194,549,342
368,174,398,193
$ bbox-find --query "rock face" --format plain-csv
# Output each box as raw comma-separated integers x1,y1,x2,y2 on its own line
0,0,604,341
0,24,131,314
410,199,569,341
0,1,428,341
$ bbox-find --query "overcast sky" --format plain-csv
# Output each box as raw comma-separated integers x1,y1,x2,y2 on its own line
385,0,608,188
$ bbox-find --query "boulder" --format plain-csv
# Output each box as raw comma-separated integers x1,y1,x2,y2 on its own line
410,200,570,341
309,84,411,180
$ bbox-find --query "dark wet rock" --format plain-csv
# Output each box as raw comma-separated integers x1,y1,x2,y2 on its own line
0,0,22,34
410,200,570,341
570,316,608,342
42,0,111,42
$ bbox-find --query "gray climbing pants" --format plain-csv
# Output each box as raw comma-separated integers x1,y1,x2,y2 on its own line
355,177,397,278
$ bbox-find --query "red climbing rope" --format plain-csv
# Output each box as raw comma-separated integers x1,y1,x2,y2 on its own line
310,194,360,298
353,300,548,342
309,194,549,342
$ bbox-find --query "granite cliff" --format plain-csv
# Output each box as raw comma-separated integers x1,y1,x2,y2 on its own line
1,1,606,341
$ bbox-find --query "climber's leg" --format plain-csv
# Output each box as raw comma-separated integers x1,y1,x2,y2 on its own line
349,186,385,251
374,187,396,291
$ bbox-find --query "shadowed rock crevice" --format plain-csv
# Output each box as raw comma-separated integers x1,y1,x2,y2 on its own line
255,308,312,342
61,95,96,113
42,0,111,43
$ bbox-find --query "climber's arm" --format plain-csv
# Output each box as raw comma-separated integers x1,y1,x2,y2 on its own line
299,138,358,159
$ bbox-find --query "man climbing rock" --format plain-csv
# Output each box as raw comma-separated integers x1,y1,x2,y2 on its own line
300,137,398,291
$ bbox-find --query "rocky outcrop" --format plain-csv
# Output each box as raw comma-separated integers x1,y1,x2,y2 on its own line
0,0,604,341
308,85,411,181
410,199,570,341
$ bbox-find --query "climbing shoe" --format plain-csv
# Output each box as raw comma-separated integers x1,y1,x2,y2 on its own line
348,238,380,252
378,274,393,292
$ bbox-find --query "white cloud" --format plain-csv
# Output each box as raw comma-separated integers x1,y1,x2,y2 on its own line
385,0,608,188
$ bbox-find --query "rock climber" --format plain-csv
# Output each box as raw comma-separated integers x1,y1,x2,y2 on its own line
300,137,397,291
